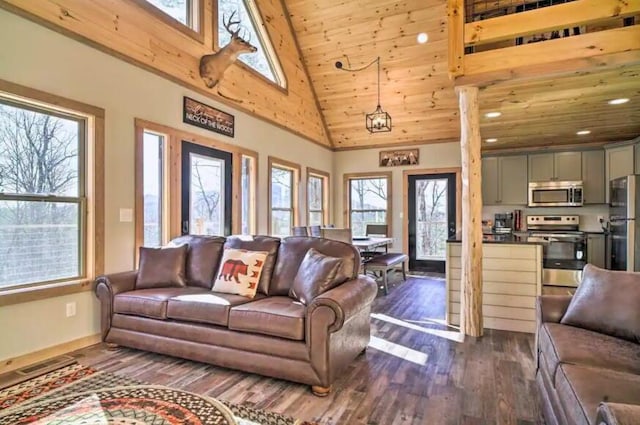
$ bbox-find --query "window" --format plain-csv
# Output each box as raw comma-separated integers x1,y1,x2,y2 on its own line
240,154,256,234
269,157,299,237
143,0,199,30
307,168,329,227
141,131,165,247
217,0,286,87
345,173,392,237
0,99,87,289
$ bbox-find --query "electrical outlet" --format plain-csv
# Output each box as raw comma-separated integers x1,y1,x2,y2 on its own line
65,302,76,318
597,215,604,224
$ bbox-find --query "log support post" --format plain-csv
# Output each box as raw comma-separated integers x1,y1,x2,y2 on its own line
456,85,483,337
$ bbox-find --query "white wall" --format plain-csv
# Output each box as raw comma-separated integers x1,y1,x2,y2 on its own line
333,142,462,251
0,9,333,361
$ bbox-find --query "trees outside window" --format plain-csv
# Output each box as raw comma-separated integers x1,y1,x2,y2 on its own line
348,176,390,237
415,179,448,260
0,101,85,288
144,0,196,28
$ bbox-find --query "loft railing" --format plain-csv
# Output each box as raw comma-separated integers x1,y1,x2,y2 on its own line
448,0,640,84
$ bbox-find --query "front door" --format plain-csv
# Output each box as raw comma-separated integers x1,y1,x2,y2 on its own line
181,141,232,236
408,173,457,273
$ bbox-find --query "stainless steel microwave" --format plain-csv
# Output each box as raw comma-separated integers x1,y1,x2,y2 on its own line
528,181,583,207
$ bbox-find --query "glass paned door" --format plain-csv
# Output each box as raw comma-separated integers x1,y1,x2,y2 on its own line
181,141,232,236
408,173,456,272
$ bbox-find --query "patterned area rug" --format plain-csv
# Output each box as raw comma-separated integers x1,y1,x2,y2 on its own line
0,364,314,425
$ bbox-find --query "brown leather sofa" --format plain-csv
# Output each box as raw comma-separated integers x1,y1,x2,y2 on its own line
536,288,640,424
96,235,378,396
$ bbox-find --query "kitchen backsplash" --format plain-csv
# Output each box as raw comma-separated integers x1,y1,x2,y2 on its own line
482,205,609,232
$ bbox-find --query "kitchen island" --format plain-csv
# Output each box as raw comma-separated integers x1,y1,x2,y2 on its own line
446,239,543,333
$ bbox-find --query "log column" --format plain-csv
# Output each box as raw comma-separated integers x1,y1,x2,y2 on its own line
456,85,483,337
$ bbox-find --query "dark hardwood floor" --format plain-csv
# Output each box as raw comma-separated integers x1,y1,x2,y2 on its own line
72,274,542,425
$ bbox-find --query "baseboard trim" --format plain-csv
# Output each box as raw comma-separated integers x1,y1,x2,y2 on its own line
0,333,102,374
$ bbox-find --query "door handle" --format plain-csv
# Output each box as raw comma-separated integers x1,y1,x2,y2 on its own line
182,220,189,235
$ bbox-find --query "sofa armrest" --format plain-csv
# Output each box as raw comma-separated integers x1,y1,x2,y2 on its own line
536,295,572,325
597,403,640,425
95,271,137,340
307,275,378,332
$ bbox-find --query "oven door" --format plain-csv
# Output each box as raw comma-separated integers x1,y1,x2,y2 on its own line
528,233,587,270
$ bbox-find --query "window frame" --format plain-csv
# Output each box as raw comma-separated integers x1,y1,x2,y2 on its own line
239,152,258,235
268,156,300,236
131,0,204,43
344,172,393,237
214,0,288,90
0,79,104,303
307,167,330,227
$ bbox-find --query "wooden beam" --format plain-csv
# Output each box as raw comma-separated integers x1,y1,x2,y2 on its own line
447,0,465,78
465,0,640,46
456,85,483,338
464,25,640,77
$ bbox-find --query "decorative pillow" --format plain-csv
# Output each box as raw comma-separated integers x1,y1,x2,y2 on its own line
136,245,188,289
212,248,269,298
561,264,640,343
289,248,346,305
168,235,226,288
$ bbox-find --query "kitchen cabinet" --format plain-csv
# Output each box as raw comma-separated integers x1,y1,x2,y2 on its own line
482,155,528,205
581,150,605,204
587,233,606,269
528,152,582,182
605,145,635,201
635,142,640,174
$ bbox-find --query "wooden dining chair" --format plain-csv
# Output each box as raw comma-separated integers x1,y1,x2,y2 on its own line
292,226,309,236
321,228,352,244
309,225,322,237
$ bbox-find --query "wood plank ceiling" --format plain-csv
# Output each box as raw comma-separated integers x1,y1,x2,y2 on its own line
285,0,640,151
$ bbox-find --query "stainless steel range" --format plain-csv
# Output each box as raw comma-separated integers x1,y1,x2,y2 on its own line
527,215,586,287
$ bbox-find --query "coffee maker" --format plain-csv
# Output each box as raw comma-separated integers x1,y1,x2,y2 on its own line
494,213,514,234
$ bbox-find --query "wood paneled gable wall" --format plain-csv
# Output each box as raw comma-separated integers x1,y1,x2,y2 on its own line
0,0,332,148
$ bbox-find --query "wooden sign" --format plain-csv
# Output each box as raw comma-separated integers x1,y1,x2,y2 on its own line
379,149,419,167
183,96,235,138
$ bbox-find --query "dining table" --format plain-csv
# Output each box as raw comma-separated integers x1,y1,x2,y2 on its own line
351,237,393,252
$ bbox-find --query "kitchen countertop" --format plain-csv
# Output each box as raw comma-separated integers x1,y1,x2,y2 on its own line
447,233,544,245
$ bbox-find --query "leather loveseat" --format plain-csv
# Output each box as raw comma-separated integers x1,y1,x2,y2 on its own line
96,235,378,396
536,265,640,425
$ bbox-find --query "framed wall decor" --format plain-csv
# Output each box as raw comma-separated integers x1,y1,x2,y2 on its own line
183,96,235,138
379,149,419,167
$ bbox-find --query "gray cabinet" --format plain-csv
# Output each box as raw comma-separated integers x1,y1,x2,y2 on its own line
529,152,581,182
482,155,527,205
636,143,640,174
554,152,582,181
581,150,605,204
587,233,606,269
605,145,635,201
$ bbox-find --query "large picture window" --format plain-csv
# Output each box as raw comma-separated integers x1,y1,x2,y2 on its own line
307,168,329,227
269,157,299,237
345,173,392,237
143,0,199,30
0,100,86,289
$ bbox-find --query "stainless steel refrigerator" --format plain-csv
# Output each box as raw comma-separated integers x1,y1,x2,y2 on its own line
609,175,640,271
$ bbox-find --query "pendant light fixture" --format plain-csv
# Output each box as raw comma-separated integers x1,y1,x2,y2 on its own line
335,56,392,133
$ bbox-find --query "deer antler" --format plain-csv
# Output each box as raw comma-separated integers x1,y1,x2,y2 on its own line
223,11,241,38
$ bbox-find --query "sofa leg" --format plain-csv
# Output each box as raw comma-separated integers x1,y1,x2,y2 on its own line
106,343,119,351
311,385,332,397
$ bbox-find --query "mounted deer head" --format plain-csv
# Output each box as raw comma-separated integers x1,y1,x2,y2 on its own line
199,11,258,89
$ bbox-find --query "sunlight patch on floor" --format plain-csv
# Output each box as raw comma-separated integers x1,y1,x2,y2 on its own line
368,336,428,366
372,313,465,343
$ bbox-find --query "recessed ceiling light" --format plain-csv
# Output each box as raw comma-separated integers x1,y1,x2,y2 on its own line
608,98,630,105
485,112,502,118
417,33,429,44
485,138,498,143
576,130,591,136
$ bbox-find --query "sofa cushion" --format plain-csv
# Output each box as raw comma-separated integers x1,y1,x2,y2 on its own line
168,235,225,288
212,249,269,298
224,236,280,295
136,245,188,289
555,364,640,425
166,291,263,326
114,288,204,319
228,296,305,341
540,323,640,383
289,248,345,305
270,236,361,296
561,264,640,343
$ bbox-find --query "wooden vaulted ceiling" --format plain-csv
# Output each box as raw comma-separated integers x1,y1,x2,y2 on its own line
285,0,640,151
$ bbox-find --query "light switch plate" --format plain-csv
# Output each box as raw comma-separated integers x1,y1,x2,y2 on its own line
119,208,133,222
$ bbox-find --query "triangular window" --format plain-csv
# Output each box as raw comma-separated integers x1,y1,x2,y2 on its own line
217,0,286,88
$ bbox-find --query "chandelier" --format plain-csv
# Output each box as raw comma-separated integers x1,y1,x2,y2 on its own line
335,56,392,133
